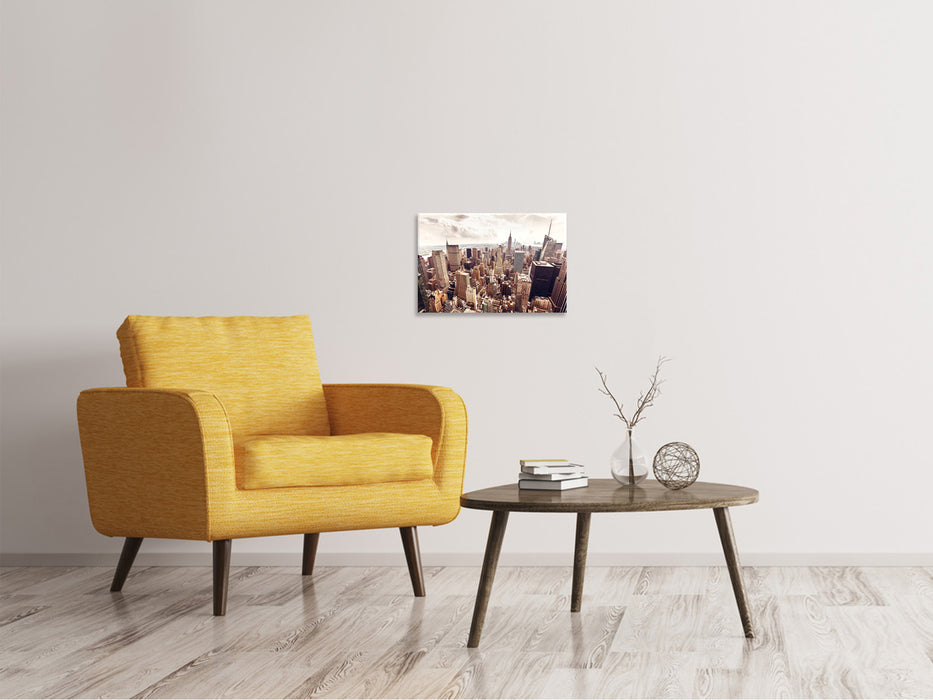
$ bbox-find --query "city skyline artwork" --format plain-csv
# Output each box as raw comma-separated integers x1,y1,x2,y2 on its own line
417,213,567,314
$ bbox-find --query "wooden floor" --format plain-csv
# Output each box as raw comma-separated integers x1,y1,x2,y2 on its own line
2,565,933,698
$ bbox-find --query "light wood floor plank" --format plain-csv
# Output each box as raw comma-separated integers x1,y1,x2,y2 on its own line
3,564,933,699
810,566,887,606
0,567,85,594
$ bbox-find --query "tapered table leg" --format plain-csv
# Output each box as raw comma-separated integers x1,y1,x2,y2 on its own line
571,512,591,612
713,507,754,638
468,510,509,648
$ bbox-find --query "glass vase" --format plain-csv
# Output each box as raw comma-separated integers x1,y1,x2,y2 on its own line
610,428,649,486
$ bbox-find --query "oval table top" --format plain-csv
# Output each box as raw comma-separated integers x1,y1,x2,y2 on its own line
460,479,758,513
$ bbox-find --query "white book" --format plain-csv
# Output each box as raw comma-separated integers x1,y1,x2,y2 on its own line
518,471,586,481
518,476,588,491
520,458,579,468
521,464,585,475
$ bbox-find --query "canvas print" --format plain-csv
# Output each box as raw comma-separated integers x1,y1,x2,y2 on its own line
417,213,567,313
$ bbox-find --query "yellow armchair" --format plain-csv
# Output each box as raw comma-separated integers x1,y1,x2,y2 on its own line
77,316,468,615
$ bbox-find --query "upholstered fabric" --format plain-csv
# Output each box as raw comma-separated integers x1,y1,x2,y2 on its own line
239,433,434,489
77,382,467,540
78,316,468,542
117,315,331,439
323,383,467,510
77,388,229,540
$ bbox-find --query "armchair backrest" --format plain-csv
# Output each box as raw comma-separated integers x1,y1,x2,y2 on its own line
117,315,331,438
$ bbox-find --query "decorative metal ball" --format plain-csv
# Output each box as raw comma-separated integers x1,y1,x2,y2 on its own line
652,442,700,490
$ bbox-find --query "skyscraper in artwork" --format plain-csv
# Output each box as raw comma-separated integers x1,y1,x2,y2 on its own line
455,270,470,301
516,274,532,312
550,258,567,312
446,242,460,271
432,250,449,290
529,260,558,299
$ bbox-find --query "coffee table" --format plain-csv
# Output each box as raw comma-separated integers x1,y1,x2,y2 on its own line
460,479,759,647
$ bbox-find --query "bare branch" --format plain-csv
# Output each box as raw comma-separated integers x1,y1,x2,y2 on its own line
595,366,630,428
629,356,669,427
598,357,669,430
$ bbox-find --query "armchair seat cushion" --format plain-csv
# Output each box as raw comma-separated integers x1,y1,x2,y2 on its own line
239,433,434,489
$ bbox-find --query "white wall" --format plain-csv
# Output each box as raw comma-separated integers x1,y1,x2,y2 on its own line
3,0,932,566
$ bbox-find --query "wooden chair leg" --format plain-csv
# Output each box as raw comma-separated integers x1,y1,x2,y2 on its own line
302,533,319,576
213,539,232,616
110,537,143,592
399,526,426,597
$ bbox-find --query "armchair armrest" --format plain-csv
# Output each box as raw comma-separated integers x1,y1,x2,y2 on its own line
76,388,235,541
322,384,468,501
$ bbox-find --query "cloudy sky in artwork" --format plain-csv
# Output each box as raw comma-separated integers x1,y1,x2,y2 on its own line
418,213,566,249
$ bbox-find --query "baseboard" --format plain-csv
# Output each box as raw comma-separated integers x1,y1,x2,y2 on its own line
2,552,932,567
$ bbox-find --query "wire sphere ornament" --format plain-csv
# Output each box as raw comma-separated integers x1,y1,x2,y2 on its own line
652,442,700,490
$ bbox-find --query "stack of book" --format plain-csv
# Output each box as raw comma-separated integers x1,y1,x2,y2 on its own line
518,459,588,490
